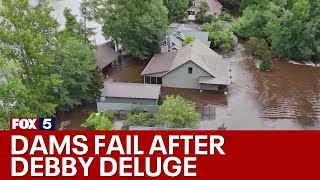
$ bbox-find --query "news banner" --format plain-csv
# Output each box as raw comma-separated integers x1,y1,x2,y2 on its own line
0,117,319,179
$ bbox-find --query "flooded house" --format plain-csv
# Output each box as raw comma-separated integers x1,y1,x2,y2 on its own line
161,23,211,53
188,0,223,17
96,43,121,71
97,81,161,115
142,39,230,91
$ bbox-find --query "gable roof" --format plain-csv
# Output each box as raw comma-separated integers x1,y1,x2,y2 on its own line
101,81,161,100
162,23,210,49
96,43,120,69
142,39,230,85
208,0,223,14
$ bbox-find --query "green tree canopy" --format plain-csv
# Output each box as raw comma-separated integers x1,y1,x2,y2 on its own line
0,0,61,117
203,22,236,51
156,96,199,129
164,0,189,22
83,0,169,59
0,0,103,129
236,0,320,60
82,113,114,130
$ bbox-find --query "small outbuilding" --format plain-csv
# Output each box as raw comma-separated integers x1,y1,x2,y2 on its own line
100,81,161,105
96,43,121,70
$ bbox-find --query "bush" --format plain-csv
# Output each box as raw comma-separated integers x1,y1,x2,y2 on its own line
128,105,145,115
182,35,195,46
122,113,159,130
259,54,272,71
202,22,236,51
247,37,269,57
219,12,233,22
247,37,272,71
156,96,199,129
81,112,114,130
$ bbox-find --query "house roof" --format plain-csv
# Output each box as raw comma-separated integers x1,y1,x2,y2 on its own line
96,43,120,69
163,23,210,48
208,0,223,14
181,31,211,47
141,51,177,75
101,81,161,100
142,39,230,85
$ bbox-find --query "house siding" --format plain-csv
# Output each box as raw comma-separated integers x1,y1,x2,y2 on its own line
104,97,158,105
201,84,219,91
162,61,211,89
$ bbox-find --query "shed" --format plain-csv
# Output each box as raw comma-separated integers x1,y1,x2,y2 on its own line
100,82,161,105
96,43,120,69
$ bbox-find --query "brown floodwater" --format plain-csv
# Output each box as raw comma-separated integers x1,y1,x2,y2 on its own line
57,44,320,130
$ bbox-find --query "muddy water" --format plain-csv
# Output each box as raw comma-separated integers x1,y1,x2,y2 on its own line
57,45,320,130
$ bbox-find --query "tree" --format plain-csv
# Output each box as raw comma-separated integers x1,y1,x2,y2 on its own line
196,1,215,23
82,113,114,130
83,0,168,59
0,0,103,124
0,0,61,117
63,8,94,43
236,0,320,60
0,58,34,129
54,35,103,111
164,0,189,22
156,96,199,129
220,0,242,10
203,22,236,51
182,35,195,46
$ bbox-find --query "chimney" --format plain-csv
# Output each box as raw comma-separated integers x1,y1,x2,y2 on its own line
166,36,172,49
161,45,169,53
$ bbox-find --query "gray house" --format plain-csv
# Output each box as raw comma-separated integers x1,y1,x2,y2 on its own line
161,23,211,53
100,81,161,105
142,39,230,91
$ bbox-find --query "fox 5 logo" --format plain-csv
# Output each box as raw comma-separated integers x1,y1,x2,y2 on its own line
11,118,56,130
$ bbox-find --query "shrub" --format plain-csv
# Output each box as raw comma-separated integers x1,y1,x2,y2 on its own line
156,96,199,129
82,112,114,130
182,35,195,46
128,105,144,115
219,12,233,22
203,22,236,51
259,53,272,71
122,113,159,130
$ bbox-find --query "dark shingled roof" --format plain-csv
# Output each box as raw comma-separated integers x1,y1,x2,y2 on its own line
96,43,120,69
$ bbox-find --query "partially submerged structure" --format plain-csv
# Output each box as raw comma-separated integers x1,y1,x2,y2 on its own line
100,81,161,105
142,39,230,91
188,0,223,18
96,43,121,70
161,23,211,53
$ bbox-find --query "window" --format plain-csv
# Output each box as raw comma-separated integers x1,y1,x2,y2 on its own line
188,67,193,74
145,76,162,85
145,76,151,83
157,77,162,84
151,77,157,84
